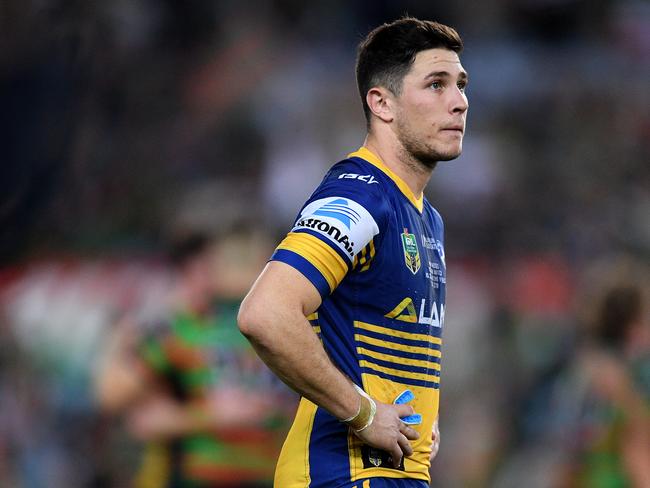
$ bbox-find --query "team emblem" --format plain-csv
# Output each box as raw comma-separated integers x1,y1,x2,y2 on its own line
401,228,420,274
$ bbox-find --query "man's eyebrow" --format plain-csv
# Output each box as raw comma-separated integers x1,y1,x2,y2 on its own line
424,70,469,81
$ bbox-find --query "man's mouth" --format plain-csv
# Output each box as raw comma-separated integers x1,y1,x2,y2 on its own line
441,126,464,134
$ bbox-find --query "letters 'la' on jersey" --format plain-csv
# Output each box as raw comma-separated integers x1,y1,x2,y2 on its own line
271,147,446,487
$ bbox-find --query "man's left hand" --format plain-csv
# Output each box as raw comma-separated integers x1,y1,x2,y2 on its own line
430,417,440,461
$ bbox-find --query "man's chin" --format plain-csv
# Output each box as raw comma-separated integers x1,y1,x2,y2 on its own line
401,135,462,168
437,151,462,162
435,145,463,162
412,147,461,169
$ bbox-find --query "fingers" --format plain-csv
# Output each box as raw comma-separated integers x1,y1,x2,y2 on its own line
430,417,441,462
397,433,413,458
389,433,413,468
399,423,420,441
394,391,422,428
353,401,423,467
394,403,415,418
388,446,403,468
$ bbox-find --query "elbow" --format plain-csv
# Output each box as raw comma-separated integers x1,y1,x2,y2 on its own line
237,296,266,340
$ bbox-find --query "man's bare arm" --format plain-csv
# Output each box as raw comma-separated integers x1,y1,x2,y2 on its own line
237,261,418,465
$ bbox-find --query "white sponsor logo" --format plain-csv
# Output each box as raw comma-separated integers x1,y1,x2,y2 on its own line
293,197,379,260
418,299,445,328
422,236,445,266
425,261,446,288
421,236,436,249
436,240,445,266
338,173,379,185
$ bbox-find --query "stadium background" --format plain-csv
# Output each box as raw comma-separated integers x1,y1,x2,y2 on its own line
1,1,648,486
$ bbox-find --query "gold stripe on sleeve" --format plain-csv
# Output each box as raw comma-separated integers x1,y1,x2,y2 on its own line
277,232,349,292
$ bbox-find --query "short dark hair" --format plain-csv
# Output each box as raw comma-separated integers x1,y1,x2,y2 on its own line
356,17,463,126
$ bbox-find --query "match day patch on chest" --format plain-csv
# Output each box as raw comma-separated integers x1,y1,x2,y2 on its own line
401,228,421,274
292,197,379,260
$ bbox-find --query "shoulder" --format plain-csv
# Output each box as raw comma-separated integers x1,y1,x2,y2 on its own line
282,156,391,268
326,157,385,186
306,157,390,224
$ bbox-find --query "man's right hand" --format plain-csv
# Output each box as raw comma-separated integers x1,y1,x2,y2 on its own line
352,401,420,468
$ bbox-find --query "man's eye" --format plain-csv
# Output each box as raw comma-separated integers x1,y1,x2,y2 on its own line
430,81,442,90
457,82,467,92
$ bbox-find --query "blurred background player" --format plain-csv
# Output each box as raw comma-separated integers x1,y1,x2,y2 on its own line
563,270,650,487
491,262,650,488
95,229,290,488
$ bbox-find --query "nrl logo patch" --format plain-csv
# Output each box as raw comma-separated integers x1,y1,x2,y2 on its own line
401,228,420,274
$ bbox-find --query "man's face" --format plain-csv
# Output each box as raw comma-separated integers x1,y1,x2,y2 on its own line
392,48,468,168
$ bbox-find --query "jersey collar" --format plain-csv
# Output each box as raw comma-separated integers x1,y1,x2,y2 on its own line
347,147,424,213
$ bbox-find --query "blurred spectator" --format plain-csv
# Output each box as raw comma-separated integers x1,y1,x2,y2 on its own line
562,268,650,487
491,261,650,488
95,229,291,487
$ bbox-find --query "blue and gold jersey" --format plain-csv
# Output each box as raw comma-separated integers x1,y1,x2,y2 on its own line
272,147,446,487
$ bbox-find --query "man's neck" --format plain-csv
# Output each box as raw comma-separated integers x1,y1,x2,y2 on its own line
363,133,434,199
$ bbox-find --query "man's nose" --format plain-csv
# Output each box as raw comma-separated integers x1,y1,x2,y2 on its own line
450,88,468,114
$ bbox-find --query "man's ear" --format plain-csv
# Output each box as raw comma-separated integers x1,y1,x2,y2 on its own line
366,87,395,124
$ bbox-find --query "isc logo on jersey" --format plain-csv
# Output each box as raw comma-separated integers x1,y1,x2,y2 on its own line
293,197,379,261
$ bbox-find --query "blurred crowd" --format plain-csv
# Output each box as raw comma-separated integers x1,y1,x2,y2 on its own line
1,1,648,487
